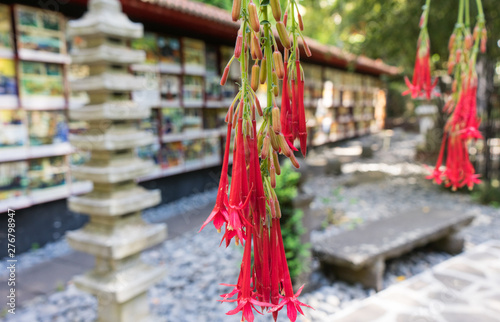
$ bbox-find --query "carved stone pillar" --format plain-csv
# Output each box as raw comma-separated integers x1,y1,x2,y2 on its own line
66,1,166,321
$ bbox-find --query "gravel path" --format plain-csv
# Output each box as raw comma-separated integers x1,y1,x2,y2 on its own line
2,130,499,322
0,189,217,279
299,131,500,321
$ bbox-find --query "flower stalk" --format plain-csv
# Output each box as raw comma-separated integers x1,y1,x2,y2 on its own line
404,0,487,190
200,0,312,321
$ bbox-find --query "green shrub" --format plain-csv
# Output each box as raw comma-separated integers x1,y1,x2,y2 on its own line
472,180,500,207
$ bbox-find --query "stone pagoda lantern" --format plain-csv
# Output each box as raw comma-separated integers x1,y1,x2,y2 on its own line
65,0,166,321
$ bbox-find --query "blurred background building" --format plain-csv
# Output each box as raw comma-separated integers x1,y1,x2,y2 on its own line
0,0,400,256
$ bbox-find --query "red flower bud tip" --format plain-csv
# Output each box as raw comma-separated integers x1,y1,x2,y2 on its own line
261,135,270,160
234,32,243,59
255,96,263,116
298,13,304,31
232,101,239,126
256,46,263,61
248,2,260,33
251,64,260,92
278,133,292,157
272,106,281,133
225,103,234,122
273,51,285,80
419,13,425,28
252,33,263,60
448,34,456,51
274,198,282,218
481,28,487,53
272,72,279,97
465,34,473,50
270,0,281,21
283,11,288,27
302,38,312,57
473,26,480,41
272,151,281,175
276,21,291,49
447,60,455,75
269,129,280,151
289,153,300,169
250,39,257,60
270,163,276,188
220,65,230,86
260,57,267,84
455,49,461,64
232,0,241,22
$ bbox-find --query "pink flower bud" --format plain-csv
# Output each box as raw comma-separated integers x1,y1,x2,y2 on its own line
289,153,300,169
481,28,487,53
302,39,312,57
270,0,281,22
273,51,284,80
234,32,243,58
260,57,267,84
298,13,304,31
255,96,263,116
232,0,241,22
261,135,270,160
272,106,281,133
276,21,291,49
251,64,260,92
448,33,456,51
248,2,260,33
220,65,230,86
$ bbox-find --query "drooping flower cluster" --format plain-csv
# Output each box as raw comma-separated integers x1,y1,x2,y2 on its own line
200,0,312,321
404,0,486,190
403,2,438,100
427,0,486,190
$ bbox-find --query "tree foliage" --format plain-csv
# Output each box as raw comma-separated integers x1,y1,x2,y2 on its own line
193,0,232,11
196,0,499,73
300,0,499,73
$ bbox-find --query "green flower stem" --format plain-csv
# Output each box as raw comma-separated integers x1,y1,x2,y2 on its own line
465,0,470,27
423,0,431,29
264,6,273,109
475,0,485,23
458,0,464,26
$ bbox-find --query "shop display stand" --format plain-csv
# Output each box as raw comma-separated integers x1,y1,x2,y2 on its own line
65,0,166,321
0,4,92,213
1,0,388,214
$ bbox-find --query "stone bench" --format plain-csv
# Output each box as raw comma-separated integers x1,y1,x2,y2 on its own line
312,208,474,291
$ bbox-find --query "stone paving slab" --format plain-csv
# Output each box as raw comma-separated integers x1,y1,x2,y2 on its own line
331,240,500,322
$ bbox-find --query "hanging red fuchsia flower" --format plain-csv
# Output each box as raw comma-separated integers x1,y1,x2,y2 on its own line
200,0,312,321
269,218,312,322
422,0,486,190
222,115,253,247
428,77,482,190
403,2,438,100
199,122,232,233
296,59,308,157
